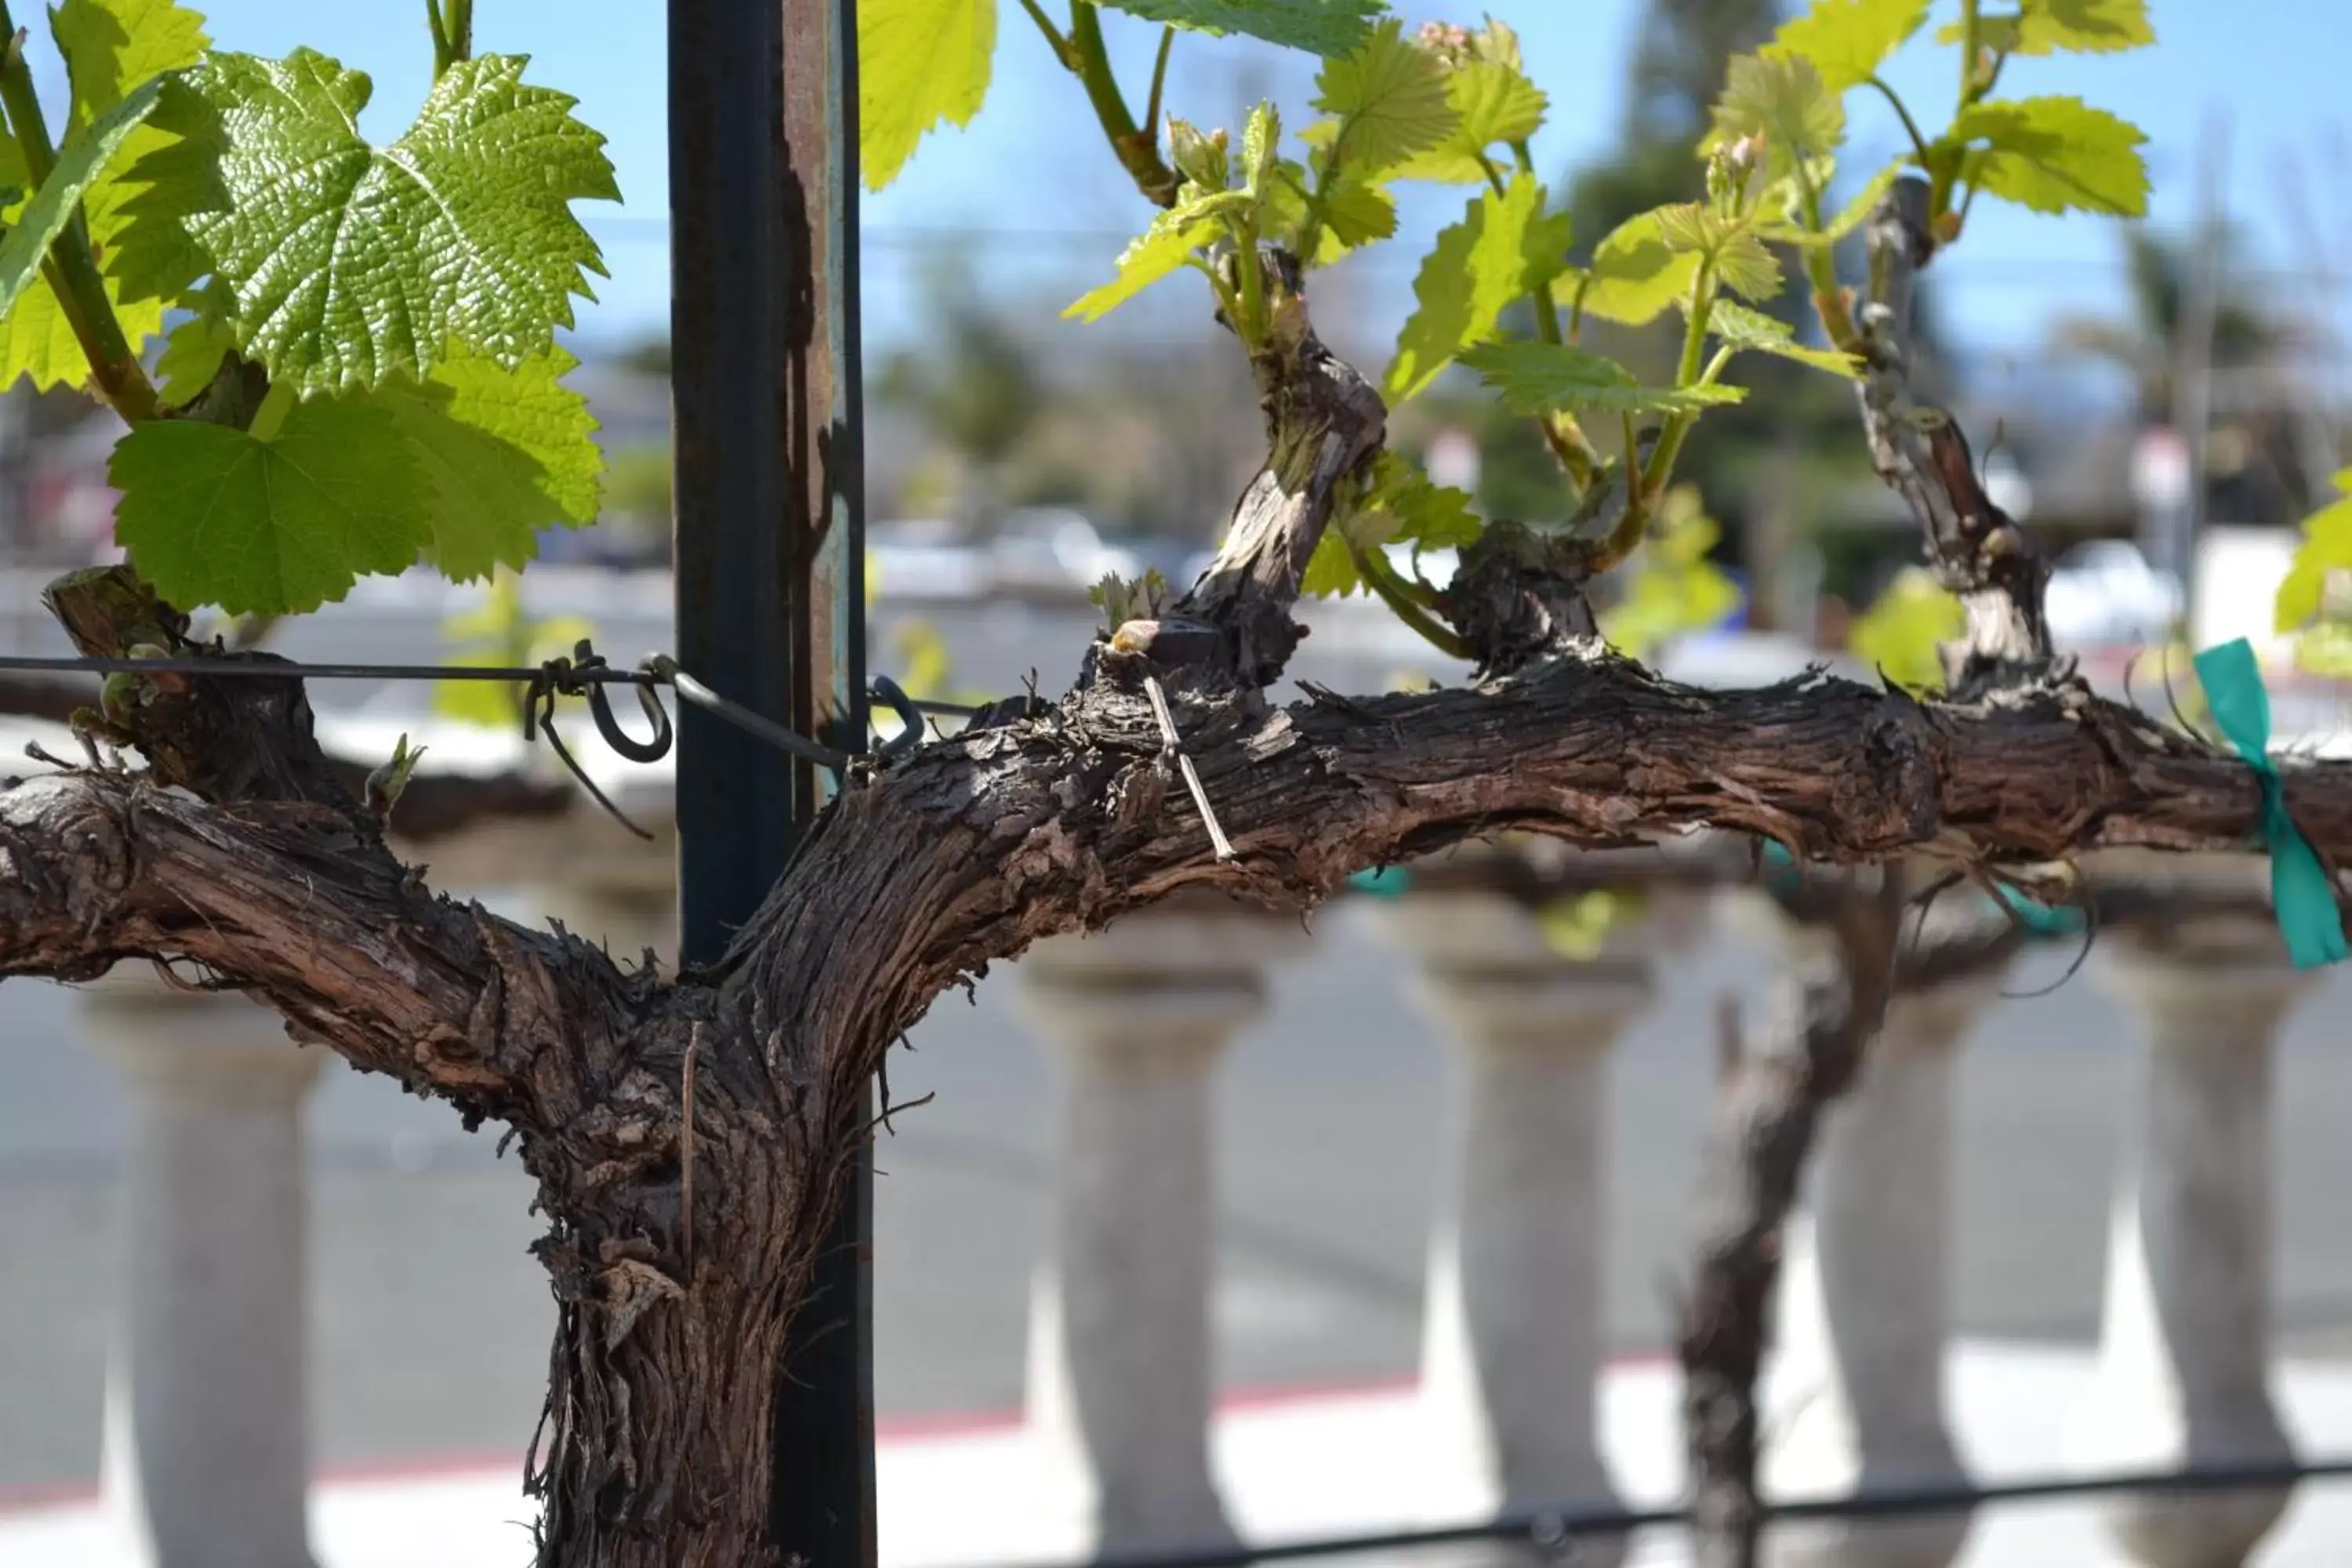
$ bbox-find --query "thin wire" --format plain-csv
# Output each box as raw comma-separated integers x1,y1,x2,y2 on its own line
0,650,989,716
985,1456,2352,1568
0,646,990,829
0,652,649,684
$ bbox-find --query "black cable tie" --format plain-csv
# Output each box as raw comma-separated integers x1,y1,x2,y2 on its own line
557,640,672,764
524,648,654,841
869,675,925,757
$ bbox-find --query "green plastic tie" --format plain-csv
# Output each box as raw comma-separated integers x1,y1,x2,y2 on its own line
1992,881,2085,936
1349,866,1410,899
2190,637,2347,971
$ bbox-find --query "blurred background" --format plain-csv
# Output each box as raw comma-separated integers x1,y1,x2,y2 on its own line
5,1,2352,1565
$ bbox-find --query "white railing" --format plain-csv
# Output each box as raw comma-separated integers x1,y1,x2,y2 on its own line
14,710,2321,1566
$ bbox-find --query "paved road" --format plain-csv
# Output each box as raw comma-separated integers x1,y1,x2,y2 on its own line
5,584,2352,1495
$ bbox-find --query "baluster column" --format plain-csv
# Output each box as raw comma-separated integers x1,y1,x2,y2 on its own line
1766,977,1997,1568
82,975,325,1568
1367,887,1651,1559
1017,899,1305,1559
2069,924,2310,1567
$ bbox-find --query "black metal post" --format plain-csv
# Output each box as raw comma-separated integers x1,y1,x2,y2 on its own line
668,0,873,1563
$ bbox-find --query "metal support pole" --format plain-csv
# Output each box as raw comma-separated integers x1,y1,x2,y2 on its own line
668,0,871,1563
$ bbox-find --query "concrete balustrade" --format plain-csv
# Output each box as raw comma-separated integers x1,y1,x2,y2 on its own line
55,722,678,1568
80,974,325,1568
2070,921,2314,1568
1367,887,1652,1559
43,797,2328,1568
1767,978,1999,1568
1016,898,1308,1559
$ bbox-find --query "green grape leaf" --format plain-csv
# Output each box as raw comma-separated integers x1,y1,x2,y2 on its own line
1850,564,1962,690
52,0,208,121
1062,192,1244,321
1711,232,1783,300
1711,51,1844,176
1767,0,1929,93
1652,199,1778,296
1707,299,1859,377
1095,0,1384,57
1602,488,1740,659
1523,206,1576,290
1951,96,2148,216
2294,622,2352,681
1302,449,1479,597
0,78,161,321
114,50,619,394
1462,339,1744,417
860,0,996,191
434,572,594,728
109,394,433,615
1374,450,1480,553
1447,57,1544,150
1936,0,2152,55
1313,18,1455,174
1389,57,1547,184
1762,157,1902,246
1653,202,1726,253
374,345,604,583
1261,158,1367,266
1563,209,1703,326
1385,173,1561,403
1536,889,1641,960
1319,172,1396,248
1259,158,1316,248
0,270,162,392
2278,470,2352,633
38,0,207,374
2012,0,2154,53
1300,538,1360,597
154,309,236,401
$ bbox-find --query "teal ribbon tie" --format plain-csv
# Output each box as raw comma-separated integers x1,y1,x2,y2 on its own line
2192,637,2348,970
1758,837,1802,895
1349,866,1411,899
1991,881,2087,936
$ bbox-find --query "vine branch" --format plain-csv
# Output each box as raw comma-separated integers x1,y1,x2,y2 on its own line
1065,3,1178,209
1853,176,2053,695
0,3,157,423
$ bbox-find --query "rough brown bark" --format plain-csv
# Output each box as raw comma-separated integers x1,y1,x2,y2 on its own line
0,251,2342,1565
0,668,572,841
1854,180,2054,699
1676,872,2020,1567
1671,171,2109,1568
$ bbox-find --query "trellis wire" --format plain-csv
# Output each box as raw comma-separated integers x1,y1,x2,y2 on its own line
976,1456,2352,1568
0,644,988,837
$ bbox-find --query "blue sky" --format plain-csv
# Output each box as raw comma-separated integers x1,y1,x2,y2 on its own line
68,1,2352,370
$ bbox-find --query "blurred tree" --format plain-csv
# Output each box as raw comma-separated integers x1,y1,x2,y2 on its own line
2051,225,2314,521
872,250,1047,534
2053,226,2286,422
615,334,672,380
601,442,674,563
